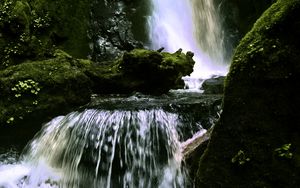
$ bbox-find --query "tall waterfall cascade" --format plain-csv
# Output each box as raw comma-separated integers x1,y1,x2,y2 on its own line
0,109,189,188
148,0,228,89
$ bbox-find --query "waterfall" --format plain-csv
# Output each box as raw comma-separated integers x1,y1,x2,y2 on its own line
0,109,187,188
148,0,228,89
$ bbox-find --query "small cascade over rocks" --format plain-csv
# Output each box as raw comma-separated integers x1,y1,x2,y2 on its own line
0,108,189,188
148,0,229,90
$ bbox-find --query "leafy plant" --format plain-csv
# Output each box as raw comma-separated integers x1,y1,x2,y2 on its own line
274,143,293,159
32,11,51,30
11,79,41,98
1,1,53,68
0,0,13,22
231,150,250,166
6,117,14,124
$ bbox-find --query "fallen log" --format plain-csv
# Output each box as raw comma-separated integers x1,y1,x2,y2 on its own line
181,128,213,160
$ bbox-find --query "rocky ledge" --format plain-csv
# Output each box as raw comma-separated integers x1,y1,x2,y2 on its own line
0,48,194,143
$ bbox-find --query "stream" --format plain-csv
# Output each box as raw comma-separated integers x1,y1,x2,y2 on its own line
0,92,222,188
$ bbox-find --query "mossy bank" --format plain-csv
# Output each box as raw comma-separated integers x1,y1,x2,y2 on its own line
0,49,194,144
0,0,92,70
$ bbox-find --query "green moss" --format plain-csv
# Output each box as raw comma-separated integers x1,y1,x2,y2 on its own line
0,52,93,127
118,49,194,93
225,0,300,92
12,1,31,32
124,48,156,58
0,0,92,69
0,0,13,23
29,0,92,57
0,48,194,145
31,10,50,30
0,0,56,68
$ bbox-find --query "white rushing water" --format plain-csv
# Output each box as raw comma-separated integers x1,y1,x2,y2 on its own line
148,0,228,89
0,109,188,188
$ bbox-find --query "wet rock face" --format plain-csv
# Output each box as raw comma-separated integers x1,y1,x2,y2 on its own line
0,0,146,68
89,0,146,62
197,0,300,187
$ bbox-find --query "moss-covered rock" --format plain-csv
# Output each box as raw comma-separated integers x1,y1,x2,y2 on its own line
201,76,225,94
120,49,195,93
0,53,88,131
0,48,194,126
0,48,194,143
196,0,300,187
86,49,195,94
219,0,275,36
0,50,93,143
218,0,275,60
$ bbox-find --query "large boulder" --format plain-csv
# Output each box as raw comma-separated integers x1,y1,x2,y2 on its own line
201,76,225,94
217,0,275,60
87,49,195,94
197,0,300,187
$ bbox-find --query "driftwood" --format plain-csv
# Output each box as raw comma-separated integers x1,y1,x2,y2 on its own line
180,128,213,159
